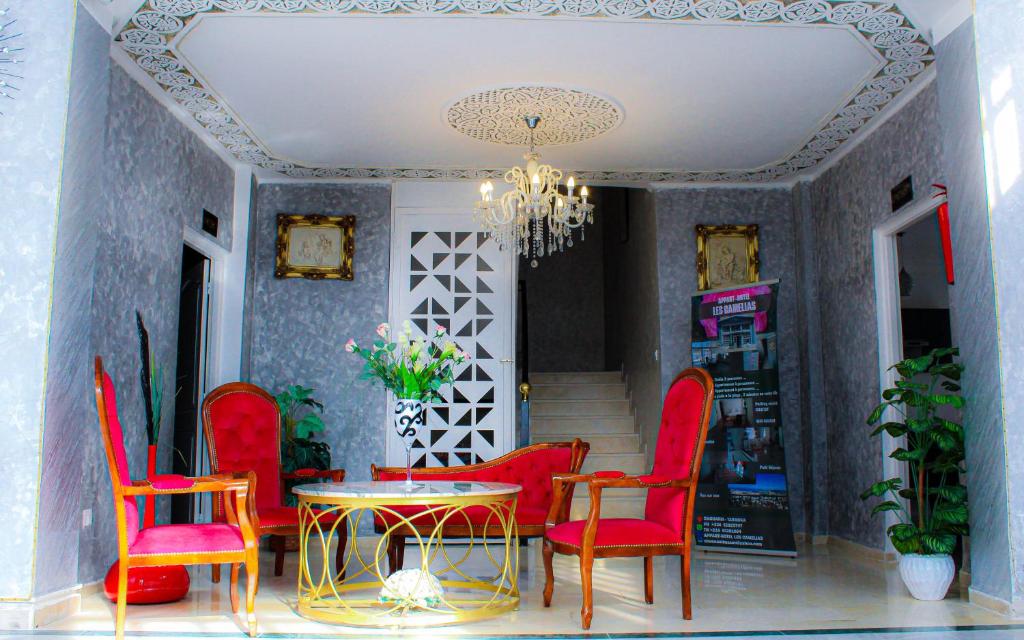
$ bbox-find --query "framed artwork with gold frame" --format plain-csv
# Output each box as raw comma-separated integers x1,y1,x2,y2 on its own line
695,224,760,291
275,214,355,280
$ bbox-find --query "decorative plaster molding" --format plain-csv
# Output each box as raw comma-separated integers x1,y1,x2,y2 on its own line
445,86,623,147
114,0,934,183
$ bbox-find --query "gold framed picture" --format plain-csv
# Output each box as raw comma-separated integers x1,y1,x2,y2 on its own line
275,213,355,280
695,224,760,291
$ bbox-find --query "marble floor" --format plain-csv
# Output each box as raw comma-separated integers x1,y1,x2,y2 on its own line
21,539,1021,640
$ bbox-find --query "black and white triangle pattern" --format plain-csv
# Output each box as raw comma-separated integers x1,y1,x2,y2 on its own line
404,229,500,467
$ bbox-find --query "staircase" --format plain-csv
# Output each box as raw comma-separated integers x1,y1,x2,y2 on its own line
529,371,647,520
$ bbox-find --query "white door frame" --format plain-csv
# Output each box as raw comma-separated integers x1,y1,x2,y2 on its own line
871,192,947,553
386,205,518,466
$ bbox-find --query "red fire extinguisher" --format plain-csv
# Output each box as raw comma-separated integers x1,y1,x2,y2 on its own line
933,184,955,285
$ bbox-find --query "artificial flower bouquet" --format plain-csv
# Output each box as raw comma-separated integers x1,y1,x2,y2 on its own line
345,321,469,402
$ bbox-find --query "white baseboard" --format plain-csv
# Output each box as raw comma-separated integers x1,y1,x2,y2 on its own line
968,586,1012,616
0,580,97,630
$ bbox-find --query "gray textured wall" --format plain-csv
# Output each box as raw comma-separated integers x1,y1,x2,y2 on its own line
934,18,1010,603
809,83,944,549
0,0,77,600
520,191,606,372
35,7,109,597
247,184,392,485
973,2,1024,607
79,63,236,584
605,189,663,462
792,183,829,537
652,187,807,533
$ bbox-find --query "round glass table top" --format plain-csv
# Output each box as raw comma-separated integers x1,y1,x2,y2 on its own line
292,480,522,499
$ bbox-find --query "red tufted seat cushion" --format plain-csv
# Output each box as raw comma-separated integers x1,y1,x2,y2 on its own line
375,446,573,532
546,518,683,549
128,523,245,557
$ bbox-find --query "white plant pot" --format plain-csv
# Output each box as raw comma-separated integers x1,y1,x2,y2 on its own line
899,553,955,600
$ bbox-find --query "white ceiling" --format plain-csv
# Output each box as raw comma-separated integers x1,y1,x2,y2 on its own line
178,15,877,173
101,0,973,183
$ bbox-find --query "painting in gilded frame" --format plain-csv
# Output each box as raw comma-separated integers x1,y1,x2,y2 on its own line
695,224,760,291
275,213,355,280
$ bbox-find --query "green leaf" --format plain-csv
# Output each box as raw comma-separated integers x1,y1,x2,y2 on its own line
871,501,902,516
293,414,325,439
930,394,966,409
861,478,901,500
891,447,927,462
898,488,917,500
921,533,957,555
871,421,907,437
933,502,969,525
932,485,967,503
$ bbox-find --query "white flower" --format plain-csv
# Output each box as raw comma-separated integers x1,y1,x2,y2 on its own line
402,320,413,336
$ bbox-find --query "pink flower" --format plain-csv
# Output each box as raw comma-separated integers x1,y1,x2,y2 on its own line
459,350,471,361
435,325,447,336
376,322,390,338
344,338,356,353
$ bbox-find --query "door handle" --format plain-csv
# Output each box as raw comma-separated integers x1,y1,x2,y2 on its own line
500,358,514,363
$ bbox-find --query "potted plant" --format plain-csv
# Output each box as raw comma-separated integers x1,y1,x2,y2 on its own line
861,347,967,600
346,321,468,486
275,385,331,506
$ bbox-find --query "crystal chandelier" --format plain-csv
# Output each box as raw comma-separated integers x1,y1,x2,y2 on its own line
474,116,595,267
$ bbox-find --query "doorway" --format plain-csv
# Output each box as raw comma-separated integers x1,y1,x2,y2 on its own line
170,244,212,524
872,192,952,552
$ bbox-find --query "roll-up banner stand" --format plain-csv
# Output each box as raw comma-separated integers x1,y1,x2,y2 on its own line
690,279,796,557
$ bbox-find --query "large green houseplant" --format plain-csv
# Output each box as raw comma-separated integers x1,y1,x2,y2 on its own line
861,347,967,600
276,385,331,505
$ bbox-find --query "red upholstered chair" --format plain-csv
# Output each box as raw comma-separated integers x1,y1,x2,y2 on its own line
201,382,346,579
543,368,714,629
94,357,259,640
371,439,589,572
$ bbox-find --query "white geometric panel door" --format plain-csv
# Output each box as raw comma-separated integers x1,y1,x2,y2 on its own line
388,209,516,468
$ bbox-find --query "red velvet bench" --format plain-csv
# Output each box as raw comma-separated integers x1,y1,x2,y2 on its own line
370,439,589,573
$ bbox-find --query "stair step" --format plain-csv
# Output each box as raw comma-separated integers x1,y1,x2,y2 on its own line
531,383,626,401
533,433,640,454
582,452,646,475
571,495,647,520
531,399,632,417
531,372,622,385
530,416,636,435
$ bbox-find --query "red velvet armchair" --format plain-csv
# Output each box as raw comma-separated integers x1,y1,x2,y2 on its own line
201,382,346,579
94,357,259,640
543,368,714,629
371,439,589,573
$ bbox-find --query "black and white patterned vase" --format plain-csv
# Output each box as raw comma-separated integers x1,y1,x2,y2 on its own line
393,399,426,446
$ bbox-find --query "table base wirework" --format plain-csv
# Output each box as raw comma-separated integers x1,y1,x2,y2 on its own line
294,481,520,627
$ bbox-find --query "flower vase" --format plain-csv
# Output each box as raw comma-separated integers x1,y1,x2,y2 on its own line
393,399,426,487
144,443,157,528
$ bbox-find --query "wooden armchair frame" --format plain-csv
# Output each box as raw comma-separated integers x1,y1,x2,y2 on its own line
202,382,346,580
95,357,259,640
542,368,714,629
371,439,589,572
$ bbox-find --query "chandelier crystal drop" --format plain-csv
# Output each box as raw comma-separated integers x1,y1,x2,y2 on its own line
474,115,595,267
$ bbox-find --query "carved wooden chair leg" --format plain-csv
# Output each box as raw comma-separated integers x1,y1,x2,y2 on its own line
335,522,347,580
644,555,654,604
393,535,407,571
272,535,286,577
580,552,595,630
245,551,259,638
212,563,221,583
229,563,240,614
115,559,129,640
681,551,692,620
542,541,555,607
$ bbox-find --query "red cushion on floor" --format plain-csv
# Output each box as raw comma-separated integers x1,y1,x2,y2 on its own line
128,523,244,557
259,506,340,530
375,504,545,530
545,518,683,548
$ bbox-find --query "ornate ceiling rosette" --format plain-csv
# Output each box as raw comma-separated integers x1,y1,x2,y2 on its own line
445,86,623,147
116,0,934,183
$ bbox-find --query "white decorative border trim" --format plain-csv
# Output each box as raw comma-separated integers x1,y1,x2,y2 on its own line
115,0,933,183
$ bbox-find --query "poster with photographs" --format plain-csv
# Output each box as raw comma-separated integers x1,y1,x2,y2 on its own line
690,280,796,556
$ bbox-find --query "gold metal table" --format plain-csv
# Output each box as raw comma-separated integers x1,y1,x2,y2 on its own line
292,480,521,627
